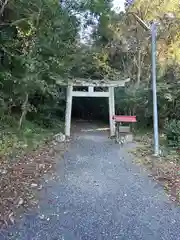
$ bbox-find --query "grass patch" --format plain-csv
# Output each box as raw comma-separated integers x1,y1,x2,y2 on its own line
0,118,63,158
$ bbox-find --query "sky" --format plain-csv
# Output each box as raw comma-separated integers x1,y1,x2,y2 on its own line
112,0,125,12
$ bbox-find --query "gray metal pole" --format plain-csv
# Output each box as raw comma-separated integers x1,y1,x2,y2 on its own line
151,22,159,156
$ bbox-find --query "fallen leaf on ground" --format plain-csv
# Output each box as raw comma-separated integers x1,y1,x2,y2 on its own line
0,140,66,229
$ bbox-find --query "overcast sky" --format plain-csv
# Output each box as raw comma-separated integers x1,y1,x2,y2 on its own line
113,0,125,12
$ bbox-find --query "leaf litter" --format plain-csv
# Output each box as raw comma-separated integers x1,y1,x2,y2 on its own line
131,134,180,204
0,139,67,229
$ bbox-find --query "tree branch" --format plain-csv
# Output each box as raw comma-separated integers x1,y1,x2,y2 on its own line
0,0,9,16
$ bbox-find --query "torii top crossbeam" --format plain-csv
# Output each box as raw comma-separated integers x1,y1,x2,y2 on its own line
56,78,130,87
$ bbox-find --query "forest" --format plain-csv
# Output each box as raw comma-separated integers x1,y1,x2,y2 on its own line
0,0,180,153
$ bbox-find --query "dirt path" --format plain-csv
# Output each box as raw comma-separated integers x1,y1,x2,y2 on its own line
2,123,180,239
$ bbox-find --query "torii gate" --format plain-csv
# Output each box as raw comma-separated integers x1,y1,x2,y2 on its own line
61,78,130,137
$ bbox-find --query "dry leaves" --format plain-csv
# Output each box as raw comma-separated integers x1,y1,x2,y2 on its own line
132,135,180,204
0,140,66,229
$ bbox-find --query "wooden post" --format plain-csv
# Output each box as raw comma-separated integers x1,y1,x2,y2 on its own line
65,85,73,137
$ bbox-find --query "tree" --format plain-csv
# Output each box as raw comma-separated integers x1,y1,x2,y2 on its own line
0,0,80,127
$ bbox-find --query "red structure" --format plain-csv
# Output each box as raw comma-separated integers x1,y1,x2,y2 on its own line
112,115,137,123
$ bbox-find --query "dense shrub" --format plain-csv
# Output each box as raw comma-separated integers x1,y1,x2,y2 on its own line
165,120,180,148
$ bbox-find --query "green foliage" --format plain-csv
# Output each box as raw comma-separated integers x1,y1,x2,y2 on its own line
165,120,180,148
0,118,63,157
0,0,79,130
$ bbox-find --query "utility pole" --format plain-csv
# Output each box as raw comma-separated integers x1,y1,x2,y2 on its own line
125,3,159,156
151,22,159,156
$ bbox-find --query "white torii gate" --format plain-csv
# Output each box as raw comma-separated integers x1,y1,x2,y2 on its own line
62,78,130,137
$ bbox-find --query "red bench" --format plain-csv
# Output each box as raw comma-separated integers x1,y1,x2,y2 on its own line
112,115,137,144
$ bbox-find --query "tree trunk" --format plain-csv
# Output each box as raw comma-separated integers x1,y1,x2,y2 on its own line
18,93,29,130
0,0,9,16
137,50,141,86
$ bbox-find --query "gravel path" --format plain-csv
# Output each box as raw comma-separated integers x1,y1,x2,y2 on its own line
2,127,180,240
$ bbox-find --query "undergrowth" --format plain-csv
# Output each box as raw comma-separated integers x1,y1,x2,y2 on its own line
0,116,63,158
